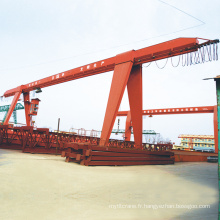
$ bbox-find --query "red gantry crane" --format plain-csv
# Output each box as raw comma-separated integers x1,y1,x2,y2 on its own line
117,106,218,153
2,37,219,148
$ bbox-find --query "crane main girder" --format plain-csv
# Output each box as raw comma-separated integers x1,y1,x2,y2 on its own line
4,37,209,97
117,106,215,116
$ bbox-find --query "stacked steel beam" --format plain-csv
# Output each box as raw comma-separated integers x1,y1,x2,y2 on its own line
62,143,174,166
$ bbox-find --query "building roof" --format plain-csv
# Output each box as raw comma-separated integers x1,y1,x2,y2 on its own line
178,134,214,139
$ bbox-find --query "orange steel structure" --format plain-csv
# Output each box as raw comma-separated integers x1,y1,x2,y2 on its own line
2,38,218,148
118,105,218,153
117,106,215,116
0,124,173,154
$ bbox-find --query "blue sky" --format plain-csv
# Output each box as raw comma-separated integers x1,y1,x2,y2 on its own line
0,0,220,144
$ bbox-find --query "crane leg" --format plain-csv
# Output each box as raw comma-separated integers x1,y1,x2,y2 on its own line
99,60,133,146
127,65,142,148
124,111,132,141
23,92,31,126
3,91,21,125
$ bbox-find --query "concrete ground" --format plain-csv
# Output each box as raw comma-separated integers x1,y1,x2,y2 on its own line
0,149,218,220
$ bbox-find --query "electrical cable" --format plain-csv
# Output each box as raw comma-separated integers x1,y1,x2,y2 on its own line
171,55,180,67
155,58,168,69
158,0,205,25
153,42,218,69
143,62,152,68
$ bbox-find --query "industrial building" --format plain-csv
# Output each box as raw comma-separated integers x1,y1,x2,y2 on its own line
178,134,215,151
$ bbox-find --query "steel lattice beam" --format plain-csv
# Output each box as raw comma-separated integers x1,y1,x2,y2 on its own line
0,103,24,112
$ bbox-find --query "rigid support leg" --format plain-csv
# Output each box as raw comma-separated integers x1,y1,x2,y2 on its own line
124,111,132,141
100,61,133,146
23,92,31,126
127,65,143,148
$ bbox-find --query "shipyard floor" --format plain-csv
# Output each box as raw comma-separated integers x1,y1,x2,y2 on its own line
0,149,218,220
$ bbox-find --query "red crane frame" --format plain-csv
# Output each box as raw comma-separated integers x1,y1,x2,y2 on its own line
117,105,218,153
2,37,218,148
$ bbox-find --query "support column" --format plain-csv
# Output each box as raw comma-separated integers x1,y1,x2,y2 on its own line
214,77,220,219
3,91,21,125
213,105,218,153
23,92,31,126
124,111,132,141
100,51,134,146
127,65,143,148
